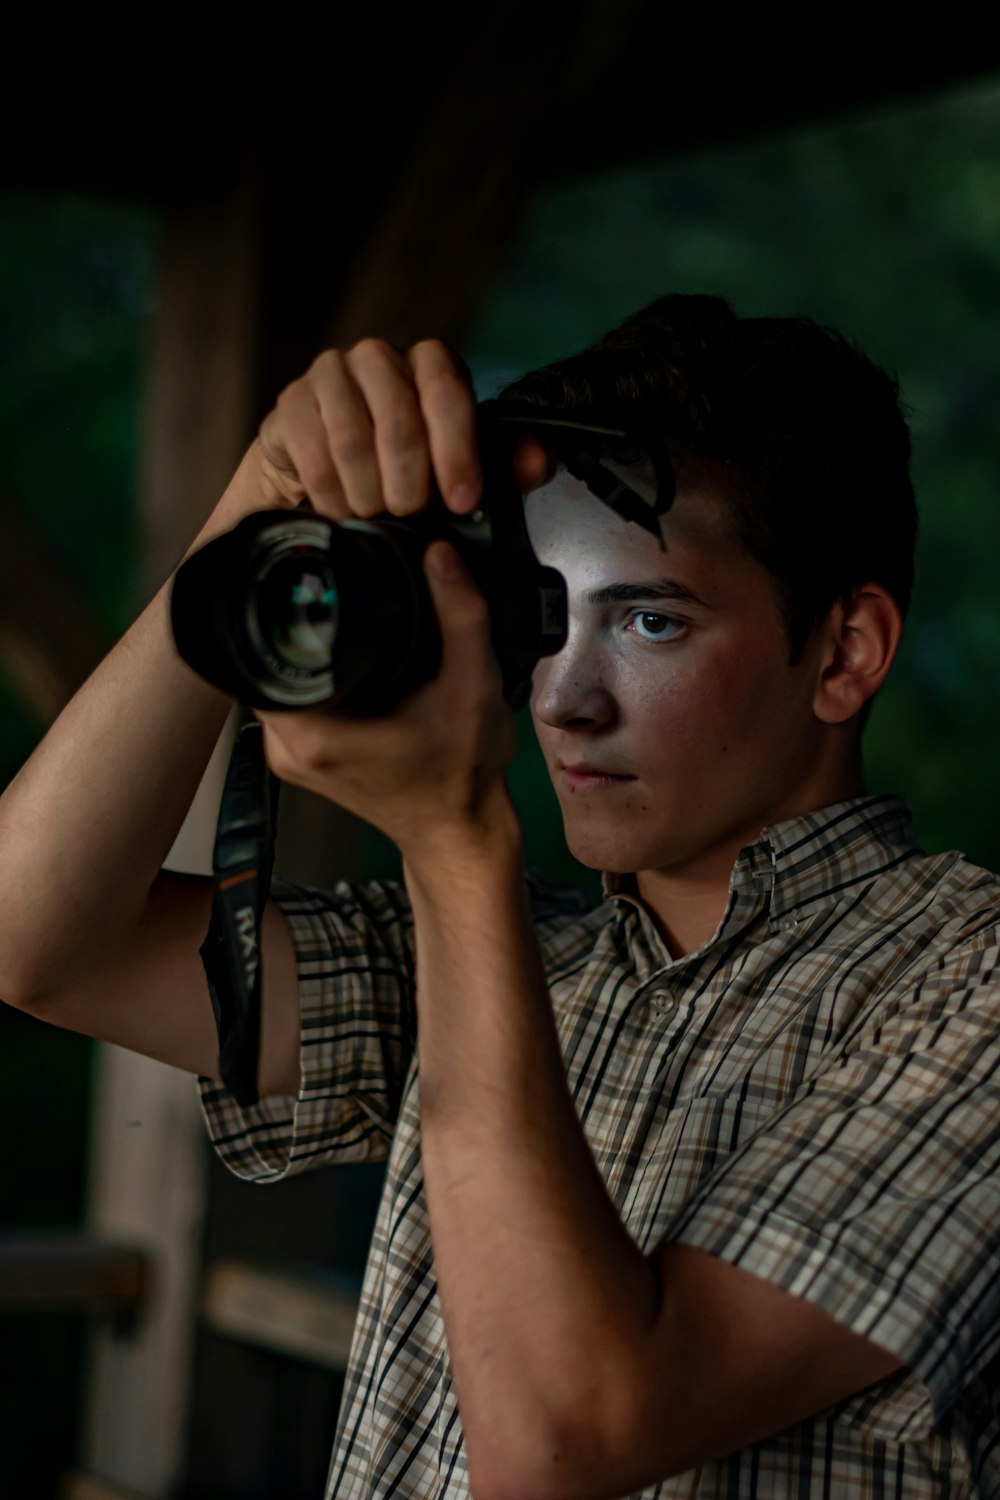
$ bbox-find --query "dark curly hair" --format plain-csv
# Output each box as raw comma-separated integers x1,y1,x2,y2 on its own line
498,295,917,713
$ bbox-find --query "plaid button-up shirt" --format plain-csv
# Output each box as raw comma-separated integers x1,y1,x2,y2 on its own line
201,794,1000,1498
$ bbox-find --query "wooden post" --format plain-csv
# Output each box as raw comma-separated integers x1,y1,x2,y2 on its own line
78,169,260,1499
327,0,646,350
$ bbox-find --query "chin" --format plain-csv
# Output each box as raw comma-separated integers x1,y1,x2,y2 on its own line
562,825,645,876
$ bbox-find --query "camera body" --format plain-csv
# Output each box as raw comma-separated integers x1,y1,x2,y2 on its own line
170,403,671,714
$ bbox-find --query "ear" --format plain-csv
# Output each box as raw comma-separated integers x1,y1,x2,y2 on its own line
813,584,903,726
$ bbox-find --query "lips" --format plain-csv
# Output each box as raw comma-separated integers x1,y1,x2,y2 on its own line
558,762,635,791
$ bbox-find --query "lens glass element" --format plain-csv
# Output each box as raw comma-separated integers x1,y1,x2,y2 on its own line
256,552,338,672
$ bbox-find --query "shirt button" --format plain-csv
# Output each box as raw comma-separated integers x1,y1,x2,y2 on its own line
649,990,677,1019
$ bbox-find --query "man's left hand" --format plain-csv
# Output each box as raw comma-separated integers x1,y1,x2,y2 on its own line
257,540,518,864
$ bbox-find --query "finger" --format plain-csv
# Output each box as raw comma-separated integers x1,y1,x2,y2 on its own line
512,436,557,493
345,339,431,517
408,340,482,513
423,541,500,688
259,382,347,515
308,348,385,517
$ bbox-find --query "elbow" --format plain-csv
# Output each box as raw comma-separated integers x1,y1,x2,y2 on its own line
0,958,65,1018
468,1455,618,1500
0,970,37,1013
463,1369,678,1500
467,1448,576,1500
465,1416,621,1500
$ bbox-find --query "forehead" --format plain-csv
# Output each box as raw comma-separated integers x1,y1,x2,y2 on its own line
523,469,741,580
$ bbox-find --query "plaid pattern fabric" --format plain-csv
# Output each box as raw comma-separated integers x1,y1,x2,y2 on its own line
200,794,1000,1497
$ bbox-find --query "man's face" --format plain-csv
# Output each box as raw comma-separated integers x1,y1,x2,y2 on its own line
524,470,833,881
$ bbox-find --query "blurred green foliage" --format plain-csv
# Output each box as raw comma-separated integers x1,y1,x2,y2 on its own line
0,190,154,1223
0,190,152,642
466,74,1000,874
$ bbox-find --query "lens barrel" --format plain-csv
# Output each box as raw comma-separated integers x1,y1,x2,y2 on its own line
170,510,447,712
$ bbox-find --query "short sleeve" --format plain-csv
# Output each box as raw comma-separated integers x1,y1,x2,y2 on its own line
199,876,416,1183
666,939,1000,1441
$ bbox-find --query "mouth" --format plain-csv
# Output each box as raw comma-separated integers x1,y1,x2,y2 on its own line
557,762,636,793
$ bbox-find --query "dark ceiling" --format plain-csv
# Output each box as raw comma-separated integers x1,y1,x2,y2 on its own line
6,6,998,398
5,8,998,203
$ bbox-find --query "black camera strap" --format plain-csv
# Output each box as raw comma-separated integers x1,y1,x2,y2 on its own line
200,717,278,1107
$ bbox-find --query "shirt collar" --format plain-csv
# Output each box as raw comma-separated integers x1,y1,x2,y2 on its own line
603,794,922,948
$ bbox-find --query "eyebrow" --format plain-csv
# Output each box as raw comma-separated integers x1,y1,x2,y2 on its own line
584,578,713,609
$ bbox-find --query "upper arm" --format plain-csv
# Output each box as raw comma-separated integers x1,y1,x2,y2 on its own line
17,870,301,1096
556,952,1000,1497
611,1242,904,1483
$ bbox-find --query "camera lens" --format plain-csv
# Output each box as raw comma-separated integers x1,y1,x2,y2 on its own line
253,550,339,674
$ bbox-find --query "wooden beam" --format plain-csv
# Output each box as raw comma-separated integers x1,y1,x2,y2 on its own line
0,1232,148,1316
201,1258,361,1371
60,1475,153,1500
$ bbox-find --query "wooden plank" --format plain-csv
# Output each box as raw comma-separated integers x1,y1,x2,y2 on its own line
80,1047,209,1497
60,1475,152,1500
79,170,260,1500
0,1232,147,1315
201,1259,362,1372
138,170,260,596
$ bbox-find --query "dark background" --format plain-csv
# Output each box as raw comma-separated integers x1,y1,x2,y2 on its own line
2,12,999,1495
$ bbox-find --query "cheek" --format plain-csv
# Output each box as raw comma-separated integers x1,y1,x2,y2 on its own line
627,644,792,760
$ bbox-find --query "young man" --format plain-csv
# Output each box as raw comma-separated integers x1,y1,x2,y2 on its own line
3,295,999,1498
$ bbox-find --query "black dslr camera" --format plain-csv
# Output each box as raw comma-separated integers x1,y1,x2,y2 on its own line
170,400,672,1106
169,401,672,714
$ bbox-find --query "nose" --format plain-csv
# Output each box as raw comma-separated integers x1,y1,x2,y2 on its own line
530,635,618,731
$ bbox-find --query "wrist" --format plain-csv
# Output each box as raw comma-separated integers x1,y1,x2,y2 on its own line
183,441,285,562
402,782,523,897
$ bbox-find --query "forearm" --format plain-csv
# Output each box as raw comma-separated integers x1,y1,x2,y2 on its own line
0,449,273,1002
407,817,659,1496
0,582,230,1000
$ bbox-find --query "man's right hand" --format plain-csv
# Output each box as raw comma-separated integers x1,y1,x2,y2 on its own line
0,333,551,1098
208,337,553,541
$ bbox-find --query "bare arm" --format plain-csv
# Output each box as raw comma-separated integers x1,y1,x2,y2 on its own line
0,444,301,1094
409,836,902,1500
0,341,491,1098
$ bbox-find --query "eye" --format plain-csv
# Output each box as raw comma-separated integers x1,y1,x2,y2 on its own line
626,610,686,642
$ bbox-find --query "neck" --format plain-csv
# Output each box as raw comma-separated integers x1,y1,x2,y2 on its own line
634,756,868,960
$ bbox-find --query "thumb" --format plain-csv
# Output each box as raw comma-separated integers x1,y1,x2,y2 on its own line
426,538,471,587
424,541,495,670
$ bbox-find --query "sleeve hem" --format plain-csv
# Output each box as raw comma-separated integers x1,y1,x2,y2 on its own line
668,1206,957,1439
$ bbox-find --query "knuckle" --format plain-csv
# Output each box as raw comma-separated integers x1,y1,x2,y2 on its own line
323,408,371,465
276,718,328,773
309,348,346,382
298,723,328,768
419,362,471,407
327,429,370,469
410,336,456,367
411,339,473,388
272,384,299,418
410,336,449,360
298,455,338,494
349,335,398,365
263,731,294,778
